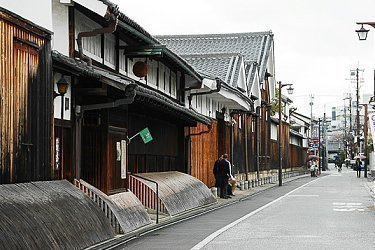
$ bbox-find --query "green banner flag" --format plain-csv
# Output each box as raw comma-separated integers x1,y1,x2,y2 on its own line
139,127,153,144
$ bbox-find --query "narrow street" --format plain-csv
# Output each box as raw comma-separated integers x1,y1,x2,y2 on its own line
119,166,374,250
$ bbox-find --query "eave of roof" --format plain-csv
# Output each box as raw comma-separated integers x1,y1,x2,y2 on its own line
290,130,306,139
135,85,211,125
52,50,210,125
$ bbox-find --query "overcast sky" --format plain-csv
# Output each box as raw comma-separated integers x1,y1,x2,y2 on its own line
116,0,375,118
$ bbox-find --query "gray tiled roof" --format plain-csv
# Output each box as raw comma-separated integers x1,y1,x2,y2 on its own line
155,32,273,93
181,53,243,88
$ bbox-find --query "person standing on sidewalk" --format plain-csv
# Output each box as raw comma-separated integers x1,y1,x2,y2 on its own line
356,158,362,178
218,154,230,199
213,155,223,189
225,155,236,196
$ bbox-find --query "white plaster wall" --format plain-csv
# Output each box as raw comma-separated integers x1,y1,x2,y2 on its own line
52,0,70,55
0,0,52,31
74,0,107,16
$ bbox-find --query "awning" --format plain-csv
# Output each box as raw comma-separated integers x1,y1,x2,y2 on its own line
52,50,135,91
135,86,212,126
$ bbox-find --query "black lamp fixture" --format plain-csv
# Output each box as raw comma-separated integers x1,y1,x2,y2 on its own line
286,85,294,95
356,24,370,41
54,75,69,98
355,22,375,41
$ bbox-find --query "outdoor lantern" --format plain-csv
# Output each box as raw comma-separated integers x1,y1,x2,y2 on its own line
356,24,369,41
56,75,69,95
287,85,294,95
133,61,148,78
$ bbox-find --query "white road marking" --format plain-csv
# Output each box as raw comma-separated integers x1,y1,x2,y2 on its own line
191,177,324,250
332,202,364,212
289,194,319,197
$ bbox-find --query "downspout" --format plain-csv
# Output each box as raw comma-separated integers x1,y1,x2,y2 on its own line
76,5,119,66
244,113,249,181
255,106,260,180
188,78,222,108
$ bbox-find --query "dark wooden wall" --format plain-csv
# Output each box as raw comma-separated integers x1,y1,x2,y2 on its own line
232,114,254,176
190,122,219,187
269,123,290,170
0,10,53,184
189,117,231,187
127,113,184,174
290,144,307,169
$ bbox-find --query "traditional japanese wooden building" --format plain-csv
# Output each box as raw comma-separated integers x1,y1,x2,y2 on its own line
156,32,276,185
0,6,53,184
51,0,210,194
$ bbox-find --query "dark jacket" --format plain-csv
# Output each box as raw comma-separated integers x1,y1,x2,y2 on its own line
213,159,220,187
217,159,230,186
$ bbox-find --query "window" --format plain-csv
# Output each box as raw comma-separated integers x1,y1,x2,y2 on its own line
170,71,176,98
104,33,115,69
75,10,102,62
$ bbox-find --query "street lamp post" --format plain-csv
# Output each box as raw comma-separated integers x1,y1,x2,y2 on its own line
54,75,69,179
355,69,361,160
358,103,369,178
278,81,293,186
356,22,375,178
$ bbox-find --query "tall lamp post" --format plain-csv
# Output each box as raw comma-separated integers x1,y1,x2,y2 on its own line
54,75,69,179
358,103,369,178
278,81,294,186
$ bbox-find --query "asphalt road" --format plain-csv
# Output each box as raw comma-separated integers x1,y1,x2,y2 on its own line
117,167,375,250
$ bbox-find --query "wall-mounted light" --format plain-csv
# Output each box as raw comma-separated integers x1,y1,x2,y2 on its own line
54,75,69,98
54,74,69,179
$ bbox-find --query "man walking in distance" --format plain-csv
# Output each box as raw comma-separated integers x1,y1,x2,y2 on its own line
218,154,230,199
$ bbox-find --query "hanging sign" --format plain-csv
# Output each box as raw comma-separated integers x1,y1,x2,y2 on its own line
121,140,127,179
139,127,153,143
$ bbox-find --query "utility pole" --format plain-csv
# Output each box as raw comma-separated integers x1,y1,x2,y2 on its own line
343,100,348,158
364,104,368,178
309,95,314,154
322,113,326,171
318,118,322,174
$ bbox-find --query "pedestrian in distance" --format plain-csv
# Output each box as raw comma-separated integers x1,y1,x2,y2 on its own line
336,158,342,173
217,153,231,199
213,155,223,188
355,158,362,178
310,160,316,177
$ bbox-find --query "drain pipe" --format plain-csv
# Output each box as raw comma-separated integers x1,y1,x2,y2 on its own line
76,4,119,66
188,78,222,108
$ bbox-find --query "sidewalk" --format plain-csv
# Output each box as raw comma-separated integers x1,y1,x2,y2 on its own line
88,172,311,250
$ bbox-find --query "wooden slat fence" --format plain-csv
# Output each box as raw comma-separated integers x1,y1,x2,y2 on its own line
74,179,123,234
74,179,152,233
129,171,217,217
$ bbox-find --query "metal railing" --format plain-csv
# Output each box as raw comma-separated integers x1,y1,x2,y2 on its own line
129,174,166,224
